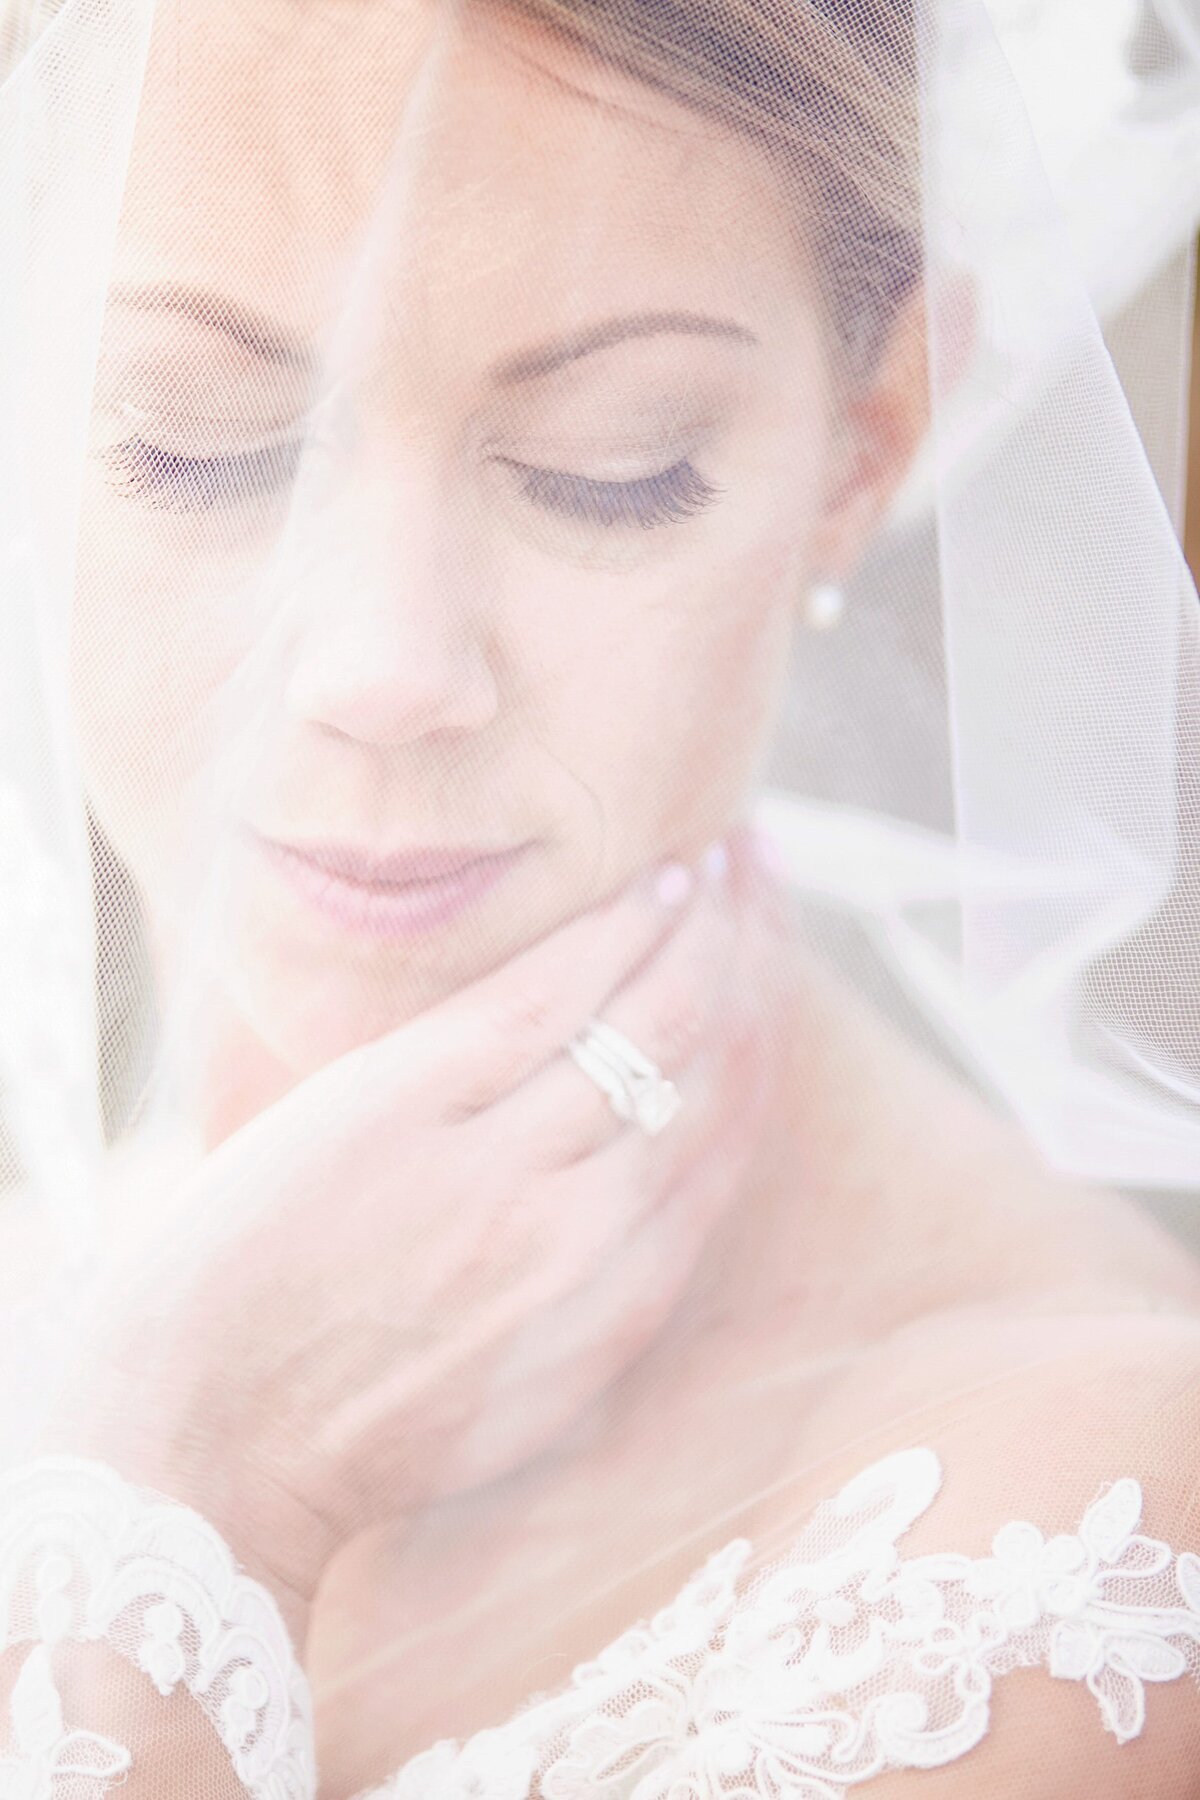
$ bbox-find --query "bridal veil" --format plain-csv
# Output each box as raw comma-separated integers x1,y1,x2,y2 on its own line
1,0,1200,1796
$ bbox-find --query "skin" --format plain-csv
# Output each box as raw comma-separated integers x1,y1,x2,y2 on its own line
11,4,1200,1799
74,0,897,1106
297,954,1200,1797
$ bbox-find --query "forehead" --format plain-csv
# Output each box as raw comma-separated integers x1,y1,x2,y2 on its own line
114,0,805,354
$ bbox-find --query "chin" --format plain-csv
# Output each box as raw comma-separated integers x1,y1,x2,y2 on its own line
210,860,566,1075
216,931,470,1072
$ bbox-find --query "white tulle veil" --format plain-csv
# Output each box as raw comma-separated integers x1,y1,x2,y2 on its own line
0,0,1199,1793
1,0,1197,1220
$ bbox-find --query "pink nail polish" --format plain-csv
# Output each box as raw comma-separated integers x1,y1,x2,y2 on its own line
701,840,729,885
750,827,787,880
655,862,694,907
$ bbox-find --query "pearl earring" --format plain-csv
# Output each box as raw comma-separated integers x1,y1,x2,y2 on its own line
804,579,845,631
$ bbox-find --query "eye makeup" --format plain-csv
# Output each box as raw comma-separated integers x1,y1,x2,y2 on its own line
500,456,719,529
94,315,740,534
100,433,305,511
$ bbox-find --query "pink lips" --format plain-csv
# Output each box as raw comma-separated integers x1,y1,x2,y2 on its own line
256,834,530,940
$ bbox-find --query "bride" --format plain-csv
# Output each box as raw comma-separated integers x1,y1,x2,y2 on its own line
1,0,1199,1796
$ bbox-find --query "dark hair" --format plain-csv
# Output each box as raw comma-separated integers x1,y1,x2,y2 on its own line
494,0,921,379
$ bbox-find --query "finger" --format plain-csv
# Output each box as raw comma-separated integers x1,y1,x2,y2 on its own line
330,855,703,1120
492,830,787,1173
531,1023,767,1285
452,1085,766,1468
491,853,738,1167
728,820,796,945
430,986,771,1366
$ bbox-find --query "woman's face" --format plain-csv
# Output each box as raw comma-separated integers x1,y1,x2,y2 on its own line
75,0,840,1070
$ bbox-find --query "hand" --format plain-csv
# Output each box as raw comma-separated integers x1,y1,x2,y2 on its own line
40,832,783,1638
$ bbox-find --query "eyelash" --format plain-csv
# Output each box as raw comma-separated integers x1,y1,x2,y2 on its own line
103,438,720,532
102,436,302,511
500,458,720,531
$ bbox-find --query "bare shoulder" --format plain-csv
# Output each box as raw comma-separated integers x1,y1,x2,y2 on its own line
769,939,1200,1330
743,1308,1200,1799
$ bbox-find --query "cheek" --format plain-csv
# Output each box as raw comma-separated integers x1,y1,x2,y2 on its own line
71,496,246,872
525,531,798,865
649,542,797,818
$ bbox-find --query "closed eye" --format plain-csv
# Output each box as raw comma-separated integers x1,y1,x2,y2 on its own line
101,435,302,511
501,457,719,530
102,436,722,532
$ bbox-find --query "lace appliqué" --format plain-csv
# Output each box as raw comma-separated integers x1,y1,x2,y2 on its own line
0,1456,315,1799
372,1449,1200,1800
1,1452,1195,1800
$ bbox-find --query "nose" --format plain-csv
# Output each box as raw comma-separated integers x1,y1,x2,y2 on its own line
283,460,499,747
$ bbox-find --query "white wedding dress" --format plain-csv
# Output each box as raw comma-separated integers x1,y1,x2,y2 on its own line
1,806,1199,1800
2,0,1200,1793
2,1441,1198,1800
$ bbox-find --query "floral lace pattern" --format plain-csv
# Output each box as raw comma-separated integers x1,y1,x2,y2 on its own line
0,1457,314,1799
0,1450,1197,1800
367,1449,1200,1800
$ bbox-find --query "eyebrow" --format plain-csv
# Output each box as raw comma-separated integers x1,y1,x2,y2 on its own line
494,312,758,384
108,286,756,383
108,282,314,370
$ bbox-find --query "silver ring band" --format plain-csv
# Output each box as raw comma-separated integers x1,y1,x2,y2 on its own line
566,1019,682,1137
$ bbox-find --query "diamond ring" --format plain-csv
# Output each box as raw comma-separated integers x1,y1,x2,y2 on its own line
566,1019,682,1137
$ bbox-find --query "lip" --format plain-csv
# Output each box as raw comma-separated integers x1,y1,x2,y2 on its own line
254,833,532,941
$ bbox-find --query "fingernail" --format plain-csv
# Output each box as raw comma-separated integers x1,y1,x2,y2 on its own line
750,827,787,880
701,839,729,886
655,861,694,907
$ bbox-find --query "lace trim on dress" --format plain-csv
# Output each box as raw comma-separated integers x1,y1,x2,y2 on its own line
0,1455,315,1799
1,1450,1197,1800
368,1449,1200,1800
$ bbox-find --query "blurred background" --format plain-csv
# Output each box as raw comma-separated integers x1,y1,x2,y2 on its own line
2,0,1197,1246
988,2,1200,1253
769,0,1200,1235
988,0,1200,1240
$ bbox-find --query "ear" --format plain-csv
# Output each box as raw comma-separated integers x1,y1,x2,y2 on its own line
809,285,931,583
